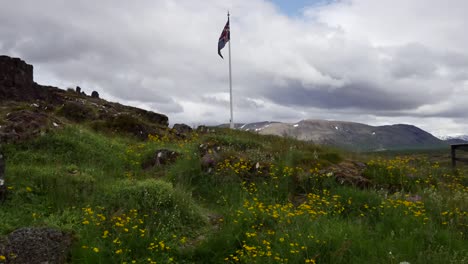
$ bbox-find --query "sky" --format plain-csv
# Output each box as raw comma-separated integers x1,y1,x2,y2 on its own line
1,0,468,137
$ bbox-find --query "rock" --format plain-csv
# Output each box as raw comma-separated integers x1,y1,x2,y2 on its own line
0,56,62,104
0,110,56,143
173,123,192,137
58,101,95,122
0,227,73,264
91,90,99,98
0,56,34,101
75,86,81,94
323,160,370,189
173,123,192,133
133,108,168,127
142,149,180,169
0,149,5,203
197,125,208,133
201,153,219,172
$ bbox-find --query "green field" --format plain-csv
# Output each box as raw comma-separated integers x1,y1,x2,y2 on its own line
0,126,467,263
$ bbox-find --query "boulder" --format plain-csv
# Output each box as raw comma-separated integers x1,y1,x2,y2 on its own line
0,110,57,143
0,56,61,103
0,150,5,203
75,86,81,93
142,149,180,169
197,125,208,133
91,90,99,98
201,153,219,173
0,56,34,101
133,108,168,127
323,160,370,189
173,123,192,136
0,227,73,264
198,142,222,157
58,101,96,122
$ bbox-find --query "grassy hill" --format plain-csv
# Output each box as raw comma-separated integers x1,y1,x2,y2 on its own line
0,124,467,263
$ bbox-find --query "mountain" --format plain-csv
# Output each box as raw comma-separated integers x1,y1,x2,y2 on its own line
439,135,468,145
235,120,447,151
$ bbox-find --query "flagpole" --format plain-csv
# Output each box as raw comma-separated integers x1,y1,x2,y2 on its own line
228,11,234,129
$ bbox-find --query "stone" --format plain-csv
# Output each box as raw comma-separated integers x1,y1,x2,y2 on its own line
322,160,370,189
75,86,81,93
173,123,192,136
201,153,218,172
197,125,208,133
91,90,99,98
142,149,180,169
0,227,73,264
0,149,5,203
58,101,95,122
133,108,168,127
0,56,63,104
0,110,55,143
198,142,222,157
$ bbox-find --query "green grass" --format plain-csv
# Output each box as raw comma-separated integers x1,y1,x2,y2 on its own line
0,125,467,263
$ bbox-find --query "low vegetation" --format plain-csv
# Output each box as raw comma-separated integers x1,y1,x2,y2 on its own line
0,125,467,263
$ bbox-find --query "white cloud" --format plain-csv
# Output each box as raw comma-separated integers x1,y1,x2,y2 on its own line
1,0,467,135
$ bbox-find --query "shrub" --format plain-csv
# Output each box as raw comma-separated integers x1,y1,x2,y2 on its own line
99,179,206,231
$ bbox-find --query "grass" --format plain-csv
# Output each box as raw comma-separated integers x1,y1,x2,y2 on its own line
0,125,467,263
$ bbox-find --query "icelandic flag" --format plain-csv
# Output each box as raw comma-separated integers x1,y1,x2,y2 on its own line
218,18,230,59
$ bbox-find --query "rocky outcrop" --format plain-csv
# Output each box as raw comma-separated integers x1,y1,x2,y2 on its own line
0,55,170,141
173,123,192,134
0,227,73,264
133,108,168,127
142,149,180,169
91,90,99,98
58,101,96,122
324,161,370,189
173,123,192,138
0,56,62,103
0,110,61,143
0,56,34,101
0,149,5,203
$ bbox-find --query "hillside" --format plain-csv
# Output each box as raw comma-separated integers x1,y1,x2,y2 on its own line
0,56,467,263
236,120,447,151
0,55,171,144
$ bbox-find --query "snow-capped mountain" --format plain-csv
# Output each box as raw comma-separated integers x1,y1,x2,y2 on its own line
438,135,468,141
232,120,448,151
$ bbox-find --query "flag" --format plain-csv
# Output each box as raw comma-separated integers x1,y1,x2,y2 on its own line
218,17,230,59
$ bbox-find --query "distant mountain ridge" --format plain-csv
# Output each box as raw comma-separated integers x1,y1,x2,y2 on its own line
234,120,449,151
439,135,468,145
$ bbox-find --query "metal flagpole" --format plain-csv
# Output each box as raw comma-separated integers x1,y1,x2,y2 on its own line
228,11,234,129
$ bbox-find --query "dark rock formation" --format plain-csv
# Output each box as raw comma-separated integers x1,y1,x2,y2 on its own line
173,123,192,137
91,90,99,98
133,108,168,127
0,55,170,142
323,160,370,189
58,101,96,122
142,149,180,169
0,227,73,264
198,142,222,157
0,110,59,143
173,123,192,133
0,56,33,101
0,56,62,103
0,149,5,203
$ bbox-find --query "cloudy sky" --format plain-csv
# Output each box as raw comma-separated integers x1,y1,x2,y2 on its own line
1,0,468,136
